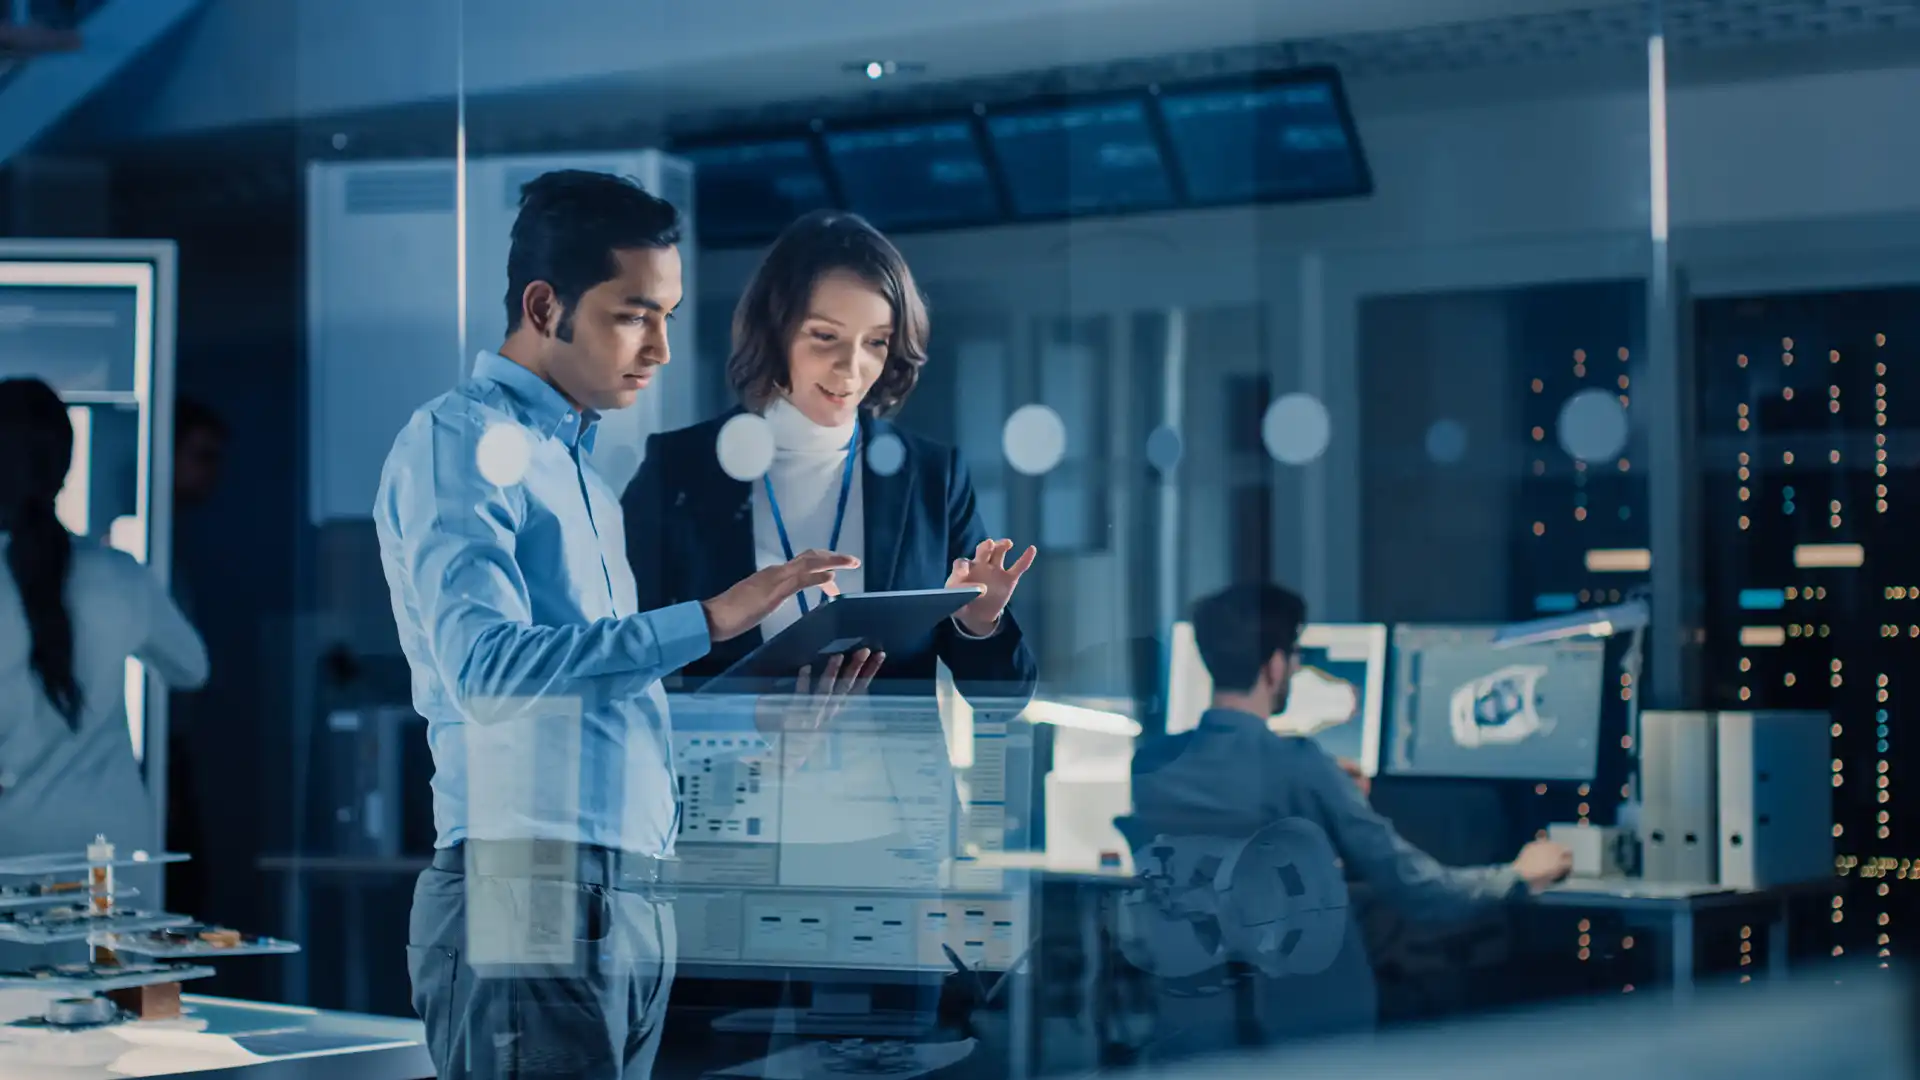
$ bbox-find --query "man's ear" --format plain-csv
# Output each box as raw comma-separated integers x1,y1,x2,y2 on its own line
1262,650,1289,691
522,281,561,337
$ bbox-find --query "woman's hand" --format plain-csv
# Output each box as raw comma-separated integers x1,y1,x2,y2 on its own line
757,649,884,772
946,539,1038,638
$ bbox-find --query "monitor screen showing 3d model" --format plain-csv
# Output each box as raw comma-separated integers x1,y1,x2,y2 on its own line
1385,625,1606,781
668,697,1028,979
1167,622,1389,776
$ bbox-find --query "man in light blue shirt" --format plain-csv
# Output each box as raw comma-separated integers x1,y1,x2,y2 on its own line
376,170,858,1080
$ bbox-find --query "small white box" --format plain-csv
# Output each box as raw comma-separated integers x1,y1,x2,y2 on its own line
1548,823,1624,878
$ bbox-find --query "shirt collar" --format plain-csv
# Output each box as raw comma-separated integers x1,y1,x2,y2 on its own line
1199,707,1269,731
471,350,599,451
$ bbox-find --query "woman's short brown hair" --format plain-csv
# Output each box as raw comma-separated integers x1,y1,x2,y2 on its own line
727,210,929,418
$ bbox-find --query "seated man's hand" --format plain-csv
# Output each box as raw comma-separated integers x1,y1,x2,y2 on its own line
1511,839,1574,892
1335,757,1371,799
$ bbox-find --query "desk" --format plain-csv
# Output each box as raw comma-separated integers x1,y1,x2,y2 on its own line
1532,878,1836,997
0,994,430,1078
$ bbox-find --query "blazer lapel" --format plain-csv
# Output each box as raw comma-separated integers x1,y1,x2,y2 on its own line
861,416,915,594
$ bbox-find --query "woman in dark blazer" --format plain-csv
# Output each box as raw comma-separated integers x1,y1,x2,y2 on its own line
623,211,1037,702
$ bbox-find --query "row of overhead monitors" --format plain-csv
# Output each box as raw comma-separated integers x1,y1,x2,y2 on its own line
677,67,1372,246
1167,622,1611,783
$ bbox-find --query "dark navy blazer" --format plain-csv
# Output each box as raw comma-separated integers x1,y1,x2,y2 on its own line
621,409,1038,702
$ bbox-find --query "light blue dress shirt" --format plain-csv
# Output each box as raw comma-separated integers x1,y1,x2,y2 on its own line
374,350,711,854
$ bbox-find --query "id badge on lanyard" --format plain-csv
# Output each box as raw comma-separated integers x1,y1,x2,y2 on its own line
762,425,860,616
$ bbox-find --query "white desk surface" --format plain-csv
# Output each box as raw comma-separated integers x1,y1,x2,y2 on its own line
0,993,430,1078
1533,876,1837,911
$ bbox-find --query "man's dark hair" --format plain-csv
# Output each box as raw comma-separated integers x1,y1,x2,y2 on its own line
176,397,226,444
1190,582,1309,693
504,170,681,340
728,210,929,418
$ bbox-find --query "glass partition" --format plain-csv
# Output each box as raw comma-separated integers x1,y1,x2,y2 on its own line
46,0,1920,1073
430,2,1672,1073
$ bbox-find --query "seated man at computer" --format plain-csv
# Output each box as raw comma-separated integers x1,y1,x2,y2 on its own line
1125,582,1571,1054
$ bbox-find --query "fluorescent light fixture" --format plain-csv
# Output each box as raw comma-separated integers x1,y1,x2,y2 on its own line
1023,699,1141,737
1739,626,1787,647
1647,32,1669,244
1794,543,1864,569
1586,547,1652,573
1492,599,1650,648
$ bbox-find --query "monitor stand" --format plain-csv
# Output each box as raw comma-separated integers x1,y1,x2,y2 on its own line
711,985,934,1039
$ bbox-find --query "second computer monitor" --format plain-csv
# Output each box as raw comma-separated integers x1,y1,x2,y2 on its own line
1385,625,1606,781
1167,622,1388,777
668,695,1031,982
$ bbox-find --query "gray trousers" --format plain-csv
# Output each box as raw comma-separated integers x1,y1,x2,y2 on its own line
407,865,677,1079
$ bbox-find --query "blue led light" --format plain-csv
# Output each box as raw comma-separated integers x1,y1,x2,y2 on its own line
1784,501,1796,514
1534,593,1579,613
1739,588,1787,610
1619,506,1631,520
1784,486,1796,498
1879,740,1890,753
1878,710,1889,722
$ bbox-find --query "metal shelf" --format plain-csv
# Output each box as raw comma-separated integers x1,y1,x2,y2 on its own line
0,851,188,879
0,911,191,946
106,932,302,959
0,963,215,994
0,887,137,912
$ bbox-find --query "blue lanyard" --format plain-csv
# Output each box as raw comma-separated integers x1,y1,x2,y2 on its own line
763,425,860,616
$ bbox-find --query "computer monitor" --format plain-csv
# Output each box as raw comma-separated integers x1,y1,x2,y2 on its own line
1166,622,1389,777
677,136,837,248
820,119,1002,232
981,95,1177,219
1385,625,1607,781
1153,66,1372,207
669,693,1033,1035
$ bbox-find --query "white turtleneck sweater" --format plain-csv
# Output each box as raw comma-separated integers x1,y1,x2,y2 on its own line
752,397,867,641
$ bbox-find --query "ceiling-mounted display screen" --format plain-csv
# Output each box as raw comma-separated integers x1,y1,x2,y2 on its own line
983,97,1177,219
1155,68,1371,206
680,138,837,247
821,120,1001,232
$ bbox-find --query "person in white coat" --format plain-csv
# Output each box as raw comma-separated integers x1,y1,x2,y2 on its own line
0,377,208,866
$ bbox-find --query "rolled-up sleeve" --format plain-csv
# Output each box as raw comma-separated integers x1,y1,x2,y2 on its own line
381,409,710,711
1294,742,1521,923
130,556,208,691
